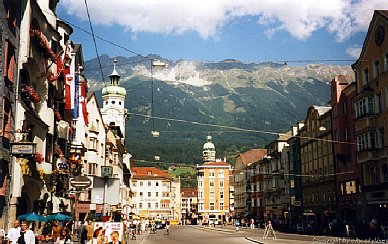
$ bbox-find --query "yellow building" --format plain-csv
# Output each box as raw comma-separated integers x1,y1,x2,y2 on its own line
197,135,231,223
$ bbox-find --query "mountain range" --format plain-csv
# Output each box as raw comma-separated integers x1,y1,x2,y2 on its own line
84,55,354,166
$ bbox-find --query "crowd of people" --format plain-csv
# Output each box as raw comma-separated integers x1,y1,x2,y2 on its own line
1,217,175,244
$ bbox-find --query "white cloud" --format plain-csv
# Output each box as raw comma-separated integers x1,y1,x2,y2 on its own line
346,45,362,59
60,0,387,41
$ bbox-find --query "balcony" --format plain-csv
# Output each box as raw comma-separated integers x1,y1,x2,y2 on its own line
355,115,376,132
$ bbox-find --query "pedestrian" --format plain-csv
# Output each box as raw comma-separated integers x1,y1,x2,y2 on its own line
141,221,146,234
18,221,35,244
77,222,84,242
7,219,20,244
85,220,93,244
250,218,255,229
42,235,54,244
263,220,276,240
54,228,72,244
51,221,63,242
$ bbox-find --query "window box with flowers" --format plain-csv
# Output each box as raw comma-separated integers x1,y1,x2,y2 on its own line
21,84,41,103
34,152,45,164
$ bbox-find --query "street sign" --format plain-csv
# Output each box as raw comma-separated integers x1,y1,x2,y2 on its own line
101,166,113,178
10,142,36,155
70,175,92,190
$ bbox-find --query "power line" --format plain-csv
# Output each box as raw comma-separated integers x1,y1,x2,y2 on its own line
126,112,358,146
83,0,106,85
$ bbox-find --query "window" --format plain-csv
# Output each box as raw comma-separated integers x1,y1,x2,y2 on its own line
156,182,159,186
139,203,143,209
382,164,388,182
220,202,224,210
341,102,347,115
148,203,151,208
4,41,16,83
344,128,349,142
210,191,214,200
132,181,137,187
140,182,143,186
155,192,159,197
363,68,369,85
148,192,151,197
370,167,377,185
373,60,380,79
376,94,382,113
209,171,215,177
220,191,224,199
209,181,214,187
385,53,388,71
210,202,215,210
355,96,374,118
357,131,376,151
155,203,158,209
345,181,356,194
219,180,224,188
379,127,385,148
89,138,98,151
148,181,151,187
140,192,143,197
88,163,97,175
218,170,224,178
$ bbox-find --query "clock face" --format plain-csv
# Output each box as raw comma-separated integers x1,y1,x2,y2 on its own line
375,25,385,46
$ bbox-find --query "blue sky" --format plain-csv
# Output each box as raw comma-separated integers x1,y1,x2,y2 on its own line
57,0,387,65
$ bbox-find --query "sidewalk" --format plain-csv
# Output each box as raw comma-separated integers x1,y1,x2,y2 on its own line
196,224,353,244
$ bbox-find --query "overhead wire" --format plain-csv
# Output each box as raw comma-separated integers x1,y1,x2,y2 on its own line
49,9,363,158
126,112,358,146
83,0,106,85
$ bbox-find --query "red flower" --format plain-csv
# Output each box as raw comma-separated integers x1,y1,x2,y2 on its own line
34,152,45,164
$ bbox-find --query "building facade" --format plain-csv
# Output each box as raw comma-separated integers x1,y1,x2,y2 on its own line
131,167,175,220
330,75,362,223
233,148,267,219
300,106,337,232
352,10,388,225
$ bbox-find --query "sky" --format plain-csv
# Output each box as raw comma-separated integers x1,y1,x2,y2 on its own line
57,0,388,65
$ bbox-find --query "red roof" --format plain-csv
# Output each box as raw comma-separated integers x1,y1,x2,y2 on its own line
181,187,197,197
204,161,229,166
237,149,267,165
132,167,170,178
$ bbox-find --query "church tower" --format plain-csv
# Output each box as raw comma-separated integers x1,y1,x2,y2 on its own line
100,57,127,135
202,134,216,163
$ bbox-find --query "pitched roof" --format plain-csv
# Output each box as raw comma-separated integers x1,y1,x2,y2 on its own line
237,149,267,165
132,167,171,179
204,161,229,166
181,187,198,197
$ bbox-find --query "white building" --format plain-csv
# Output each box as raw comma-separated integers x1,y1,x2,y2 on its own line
131,167,175,220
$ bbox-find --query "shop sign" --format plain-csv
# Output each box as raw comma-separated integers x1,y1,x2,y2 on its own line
70,175,92,190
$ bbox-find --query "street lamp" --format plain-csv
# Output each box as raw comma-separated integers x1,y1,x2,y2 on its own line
101,165,113,220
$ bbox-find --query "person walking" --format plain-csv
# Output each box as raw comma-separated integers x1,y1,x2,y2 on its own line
51,221,63,242
250,218,255,229
7,220,20,244
18,221,35,244
263,220,276,240
54,228,72,244
85,220,93,244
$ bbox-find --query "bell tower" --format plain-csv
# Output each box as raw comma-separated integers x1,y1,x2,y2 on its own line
100,57,127,135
